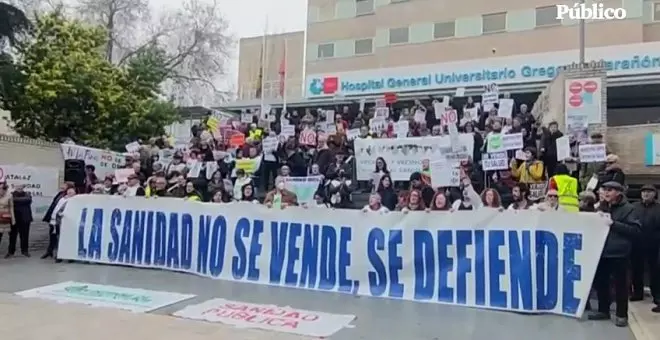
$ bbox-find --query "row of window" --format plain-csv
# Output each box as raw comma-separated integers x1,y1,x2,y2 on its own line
317,38,373,58
316,5,562,58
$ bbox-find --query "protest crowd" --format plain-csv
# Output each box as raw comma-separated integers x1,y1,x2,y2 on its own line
0,89,656,327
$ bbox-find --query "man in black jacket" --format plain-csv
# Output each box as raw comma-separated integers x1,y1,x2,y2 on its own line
630,185,660,309
7,184,32,258
589,181,641,327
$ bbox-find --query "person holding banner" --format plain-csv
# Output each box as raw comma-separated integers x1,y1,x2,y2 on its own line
451,177,483,211
42,187,76,261
361,193,389,213
507,183,530,210
400,189,425,212
183,182,202,201
427,191,451,211
237,183,259,204
264,177,298,209
589,181,642,326
376,175,397,211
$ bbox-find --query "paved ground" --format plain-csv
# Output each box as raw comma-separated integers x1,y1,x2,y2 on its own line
0,255,638,340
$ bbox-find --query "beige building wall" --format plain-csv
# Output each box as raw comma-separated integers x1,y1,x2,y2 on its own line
237,31,305,101
305,0,660,75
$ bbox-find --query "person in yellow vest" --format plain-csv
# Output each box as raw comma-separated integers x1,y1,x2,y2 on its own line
549,163,579,212
247,123,263,142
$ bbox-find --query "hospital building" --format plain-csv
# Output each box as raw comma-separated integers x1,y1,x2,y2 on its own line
225,0,660,177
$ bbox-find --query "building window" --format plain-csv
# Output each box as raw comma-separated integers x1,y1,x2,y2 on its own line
354,38,373,54
654,3,660,21
389,27,409,44
317,43,334,58
356,0,374,16
482,12,506,34
536,6,560,26
433,21,455,39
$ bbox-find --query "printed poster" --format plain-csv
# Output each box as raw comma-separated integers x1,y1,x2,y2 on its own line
60,144,125,178
565,78,602,125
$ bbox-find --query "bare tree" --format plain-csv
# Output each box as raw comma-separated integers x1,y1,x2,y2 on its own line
74,0,149,62
74,0,234,105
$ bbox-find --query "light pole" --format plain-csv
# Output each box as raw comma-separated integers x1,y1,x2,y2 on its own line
579,0,585,64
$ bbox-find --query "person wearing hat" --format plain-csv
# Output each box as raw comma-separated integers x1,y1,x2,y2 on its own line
630,184,660,308
124,173,145,197
589,181,641,327
595,154,625,192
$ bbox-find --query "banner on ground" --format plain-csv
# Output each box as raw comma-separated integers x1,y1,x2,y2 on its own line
16,281,195,313
354,136,474,181
60,144,125,178
59,195,609,318
0,164,59,220
173,298,356,337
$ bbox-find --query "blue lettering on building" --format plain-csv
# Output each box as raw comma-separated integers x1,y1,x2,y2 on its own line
333,55,660,93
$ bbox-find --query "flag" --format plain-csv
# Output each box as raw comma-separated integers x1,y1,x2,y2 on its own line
278,40,286,98
255,45,264,99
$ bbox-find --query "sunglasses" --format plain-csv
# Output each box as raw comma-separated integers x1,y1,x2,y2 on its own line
547,195,558,198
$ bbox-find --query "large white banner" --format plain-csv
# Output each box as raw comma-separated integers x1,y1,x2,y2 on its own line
58,195,609,318
60,144,125,178
354,135,474,181
0,164,60,220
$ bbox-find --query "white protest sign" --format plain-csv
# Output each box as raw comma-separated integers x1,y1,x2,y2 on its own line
205,161,218,179
482,152,509,171
430,160,460,187
455,87,465,97
280,124,295,138
346,128,360,141
393,120,409,138
487,133,523,153
16,281,194,313
579,144,607,163
114,168,134,183
359,98,365,112
187,161,202,178
241,112,253,123
414,109,426,123
355,135,473,181
369,118,387,134
375,99,386,107
556,136,571,161
59,195,611,318
0,164,59,219
60,144,125,178
498,98,514,119
375,107,389,120
433,101,446,120
173,298,356,337
125,141,140,153
482,83,499,111
262,136,278,153
158,149,174,164
529,183,547,201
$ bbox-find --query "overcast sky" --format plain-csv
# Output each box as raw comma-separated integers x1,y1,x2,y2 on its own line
159,0,308,93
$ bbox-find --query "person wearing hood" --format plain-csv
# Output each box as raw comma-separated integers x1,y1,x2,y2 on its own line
409,172,435,208
588,181,641,327
630,184,660,308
